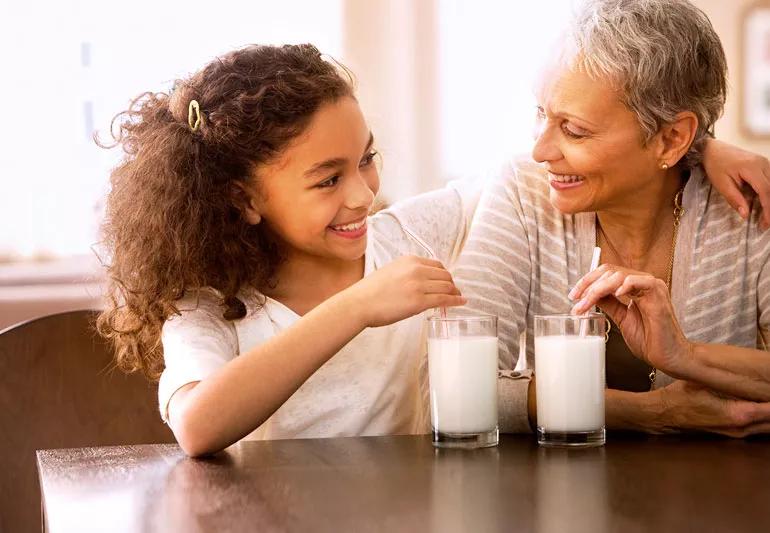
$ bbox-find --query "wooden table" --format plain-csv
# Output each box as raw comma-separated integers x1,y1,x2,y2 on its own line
37,434,770,532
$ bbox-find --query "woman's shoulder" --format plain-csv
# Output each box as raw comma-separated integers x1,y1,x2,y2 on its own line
478,155,560,223
689,167,770,265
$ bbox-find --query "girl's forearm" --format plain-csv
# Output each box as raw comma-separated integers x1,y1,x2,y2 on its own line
173,289,367,455
677,343,770,402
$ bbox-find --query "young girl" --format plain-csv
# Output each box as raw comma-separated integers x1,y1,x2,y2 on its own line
97,44,476,456
98,43,769,456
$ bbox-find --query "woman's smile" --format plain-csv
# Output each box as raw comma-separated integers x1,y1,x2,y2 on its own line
548,171,586,191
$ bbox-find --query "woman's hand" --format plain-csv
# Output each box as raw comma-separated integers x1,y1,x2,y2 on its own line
570,264,691,377
647,380,770,437
347,255,466,328
702,139,770,229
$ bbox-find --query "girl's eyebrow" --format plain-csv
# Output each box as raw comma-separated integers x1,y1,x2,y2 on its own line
303,133,374,179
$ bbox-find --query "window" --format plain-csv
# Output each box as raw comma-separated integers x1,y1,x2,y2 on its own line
0,0,341,259
438,0,574,179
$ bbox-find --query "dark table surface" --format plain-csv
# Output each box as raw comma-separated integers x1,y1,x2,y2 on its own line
37,433,770,533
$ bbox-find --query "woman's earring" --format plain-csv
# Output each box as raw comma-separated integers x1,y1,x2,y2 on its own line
660,162,669,170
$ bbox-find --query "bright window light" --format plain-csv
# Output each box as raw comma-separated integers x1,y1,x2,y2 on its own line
438,0,575,179
0,0,341,259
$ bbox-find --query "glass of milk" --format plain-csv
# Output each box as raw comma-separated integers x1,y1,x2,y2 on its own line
427,314,499,449
534,313,606,447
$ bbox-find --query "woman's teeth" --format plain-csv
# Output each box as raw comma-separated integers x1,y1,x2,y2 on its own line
549,173,585,183
331,219,366,231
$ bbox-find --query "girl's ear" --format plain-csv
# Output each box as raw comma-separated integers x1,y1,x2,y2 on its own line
230,181,262,225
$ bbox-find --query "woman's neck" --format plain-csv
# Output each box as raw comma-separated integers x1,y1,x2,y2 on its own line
596,169,685,271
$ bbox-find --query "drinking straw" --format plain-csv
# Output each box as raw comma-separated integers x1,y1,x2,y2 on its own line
579,247,602,337
401,226,451,334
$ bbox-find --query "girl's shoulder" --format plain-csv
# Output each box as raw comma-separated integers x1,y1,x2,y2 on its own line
368,178,484,266
162,287,281,359
163,287,239,346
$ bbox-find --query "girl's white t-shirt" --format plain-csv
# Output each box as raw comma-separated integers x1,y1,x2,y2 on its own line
157,181,480,440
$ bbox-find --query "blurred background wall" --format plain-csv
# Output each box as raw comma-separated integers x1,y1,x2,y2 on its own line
694,0,770,158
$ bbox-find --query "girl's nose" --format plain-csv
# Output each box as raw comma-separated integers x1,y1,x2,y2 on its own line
345,172,375,210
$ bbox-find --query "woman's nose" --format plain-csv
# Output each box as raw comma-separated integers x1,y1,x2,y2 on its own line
531,124,561,164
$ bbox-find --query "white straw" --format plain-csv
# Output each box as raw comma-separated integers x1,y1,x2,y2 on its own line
579,246,602,336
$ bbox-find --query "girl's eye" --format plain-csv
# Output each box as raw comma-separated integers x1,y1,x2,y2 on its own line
317,175,340,188
360,150,378,167
562,122,589,139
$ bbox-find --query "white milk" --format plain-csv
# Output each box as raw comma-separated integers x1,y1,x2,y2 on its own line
535,335,605,432
428,336,498,434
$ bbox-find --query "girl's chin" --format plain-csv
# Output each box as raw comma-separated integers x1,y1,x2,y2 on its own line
331,239,368,261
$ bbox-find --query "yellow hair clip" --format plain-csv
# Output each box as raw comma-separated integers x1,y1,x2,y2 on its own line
187,100,202,132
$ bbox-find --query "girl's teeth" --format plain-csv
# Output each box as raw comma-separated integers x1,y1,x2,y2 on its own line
333,220,365,231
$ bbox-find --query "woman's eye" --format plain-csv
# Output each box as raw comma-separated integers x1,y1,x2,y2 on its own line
317,175,340,188
562,122,588,139
360,150,378,167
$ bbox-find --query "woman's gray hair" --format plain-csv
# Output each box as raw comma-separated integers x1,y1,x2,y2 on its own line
567,0,727,168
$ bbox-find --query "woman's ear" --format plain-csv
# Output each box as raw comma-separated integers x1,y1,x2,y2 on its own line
656,111,698,168
230,181,262,225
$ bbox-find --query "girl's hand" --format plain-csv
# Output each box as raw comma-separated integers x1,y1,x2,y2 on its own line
348,255,466,328
649,380,770,437
702,139,770,229
569,264,691,377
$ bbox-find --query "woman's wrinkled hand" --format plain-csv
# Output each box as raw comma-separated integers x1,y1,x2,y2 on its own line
569,264,691,377
649,380,770,437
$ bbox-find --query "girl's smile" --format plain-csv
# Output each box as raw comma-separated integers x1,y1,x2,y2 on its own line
328,216,368,240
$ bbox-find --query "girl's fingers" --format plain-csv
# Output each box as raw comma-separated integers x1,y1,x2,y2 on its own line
741,167,770,229
422,266,454,282
423,281,460,295
415,257,446,269
720,175,750,220
752,164,770,228
425,294,467,309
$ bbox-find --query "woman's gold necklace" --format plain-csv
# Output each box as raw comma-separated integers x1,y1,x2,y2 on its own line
595,187,685,389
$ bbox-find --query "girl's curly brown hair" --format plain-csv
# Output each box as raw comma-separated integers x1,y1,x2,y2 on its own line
96,44,354,381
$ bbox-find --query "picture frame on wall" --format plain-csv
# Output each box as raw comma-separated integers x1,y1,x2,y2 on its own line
742,2,770,138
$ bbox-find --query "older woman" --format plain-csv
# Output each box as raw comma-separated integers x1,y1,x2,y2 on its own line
455,0,770,436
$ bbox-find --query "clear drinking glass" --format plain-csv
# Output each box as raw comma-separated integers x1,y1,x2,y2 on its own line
534,313,606,447
427,314,499,449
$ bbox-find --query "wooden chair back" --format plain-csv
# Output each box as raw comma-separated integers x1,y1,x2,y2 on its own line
0,310,175,532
